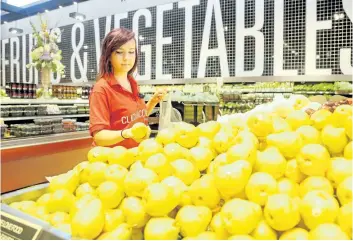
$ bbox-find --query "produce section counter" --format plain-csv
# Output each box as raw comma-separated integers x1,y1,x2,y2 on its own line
1,131,92,194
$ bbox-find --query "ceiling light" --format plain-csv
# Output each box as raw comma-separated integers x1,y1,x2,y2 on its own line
45,9,49,12
4,21,8,24
73,1,77,4
139,35,145,41
224,26,228,32
9,27,23,34
83,45,88,49
69,12,86,21
316,55,320,59
59,5,63,8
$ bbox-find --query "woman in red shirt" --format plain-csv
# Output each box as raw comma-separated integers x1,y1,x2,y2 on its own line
89,28,166,148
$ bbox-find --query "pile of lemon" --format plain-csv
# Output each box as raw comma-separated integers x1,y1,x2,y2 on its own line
9,95,352,240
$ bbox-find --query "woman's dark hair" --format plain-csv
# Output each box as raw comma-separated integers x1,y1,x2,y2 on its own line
98,28,138,79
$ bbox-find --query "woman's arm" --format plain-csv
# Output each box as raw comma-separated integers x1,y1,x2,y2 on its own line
93,129,129,147
146,100,158,116
146,89,167,116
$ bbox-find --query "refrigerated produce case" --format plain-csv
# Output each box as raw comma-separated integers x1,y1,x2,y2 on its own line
1,131,92,194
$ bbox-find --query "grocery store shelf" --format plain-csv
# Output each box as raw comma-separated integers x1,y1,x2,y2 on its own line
137,75,352,85
0,98,89,105
1,131,91,149
2,114,89,121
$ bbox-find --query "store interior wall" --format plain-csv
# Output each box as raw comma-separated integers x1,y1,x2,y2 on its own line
0,0,352,86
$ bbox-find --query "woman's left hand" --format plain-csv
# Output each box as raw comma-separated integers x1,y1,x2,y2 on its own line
151,88,167,104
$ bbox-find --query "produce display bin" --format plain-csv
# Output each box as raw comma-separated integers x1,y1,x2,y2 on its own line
1,184,70,240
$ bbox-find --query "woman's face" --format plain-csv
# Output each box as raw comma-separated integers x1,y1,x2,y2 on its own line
110,39,136,73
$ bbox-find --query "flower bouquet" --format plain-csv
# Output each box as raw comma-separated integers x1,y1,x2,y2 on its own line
26,16,65,98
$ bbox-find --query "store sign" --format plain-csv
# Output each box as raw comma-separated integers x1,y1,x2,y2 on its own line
0,0,352,85
0,211,42,240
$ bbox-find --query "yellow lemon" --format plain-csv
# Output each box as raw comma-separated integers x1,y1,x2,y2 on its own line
175,205,212,237
103,209,125,232
296,144,330,176
300,190,339,230
119,197,150,228
188,174,220,210
97,181,125,209
337,176,352,206
279,228,309,240
284,159,307,183
123,167,159,197
309,223,349,240
299,176,334,197
255,146,286,179
142,183,179,217
170,159,200,185
220,198,262,235
337,203,352,238
215,161,252,200
250,219,277,240
264,194,300,231
245,172,277,206
144,217,179,240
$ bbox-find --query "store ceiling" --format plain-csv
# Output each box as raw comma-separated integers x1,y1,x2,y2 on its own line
1,0,90,24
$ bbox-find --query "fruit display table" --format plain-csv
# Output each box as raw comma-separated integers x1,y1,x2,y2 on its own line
1,94,351,240
1,131,92,193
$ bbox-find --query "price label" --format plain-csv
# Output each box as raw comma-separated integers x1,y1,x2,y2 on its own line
1,211,42,240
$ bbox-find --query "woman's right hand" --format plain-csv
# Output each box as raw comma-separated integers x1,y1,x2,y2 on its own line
122,123,151,143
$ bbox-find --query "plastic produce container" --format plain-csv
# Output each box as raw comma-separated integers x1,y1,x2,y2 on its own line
36,105,48,116
62,119,77,132
67,106,78,114
11,111,23,117
75,122,89,131
25,105,37,111
1,110,10,117
77,106,86,114
58,106,68,115
24,110,37,116
10,105,24,112
40,125,53,135
51,118,63,124
34,119,52,125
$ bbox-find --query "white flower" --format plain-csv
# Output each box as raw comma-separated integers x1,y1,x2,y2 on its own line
39,31,45,39
44,44,50,52
31,47,44,60
51,28,61,36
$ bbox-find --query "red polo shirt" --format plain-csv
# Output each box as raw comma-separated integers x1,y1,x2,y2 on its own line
89,74,148,148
